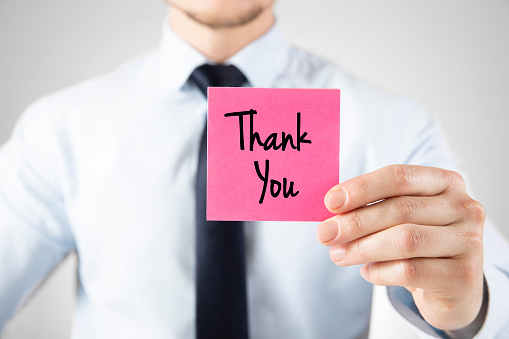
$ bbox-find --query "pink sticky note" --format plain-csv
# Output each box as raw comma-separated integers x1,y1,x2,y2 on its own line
207,87,340,222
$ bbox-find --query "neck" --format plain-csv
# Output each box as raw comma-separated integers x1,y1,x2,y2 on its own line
169,6,275,64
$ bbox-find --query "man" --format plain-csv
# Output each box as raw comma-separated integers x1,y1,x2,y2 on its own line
0,0,508,338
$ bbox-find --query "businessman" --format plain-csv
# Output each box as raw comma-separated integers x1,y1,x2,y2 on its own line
1,0,508,338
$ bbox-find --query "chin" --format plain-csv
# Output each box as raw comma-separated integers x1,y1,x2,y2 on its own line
171,0,273,29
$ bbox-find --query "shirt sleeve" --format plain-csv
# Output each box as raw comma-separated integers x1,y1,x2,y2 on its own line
384,105,509,338
0,99,75,332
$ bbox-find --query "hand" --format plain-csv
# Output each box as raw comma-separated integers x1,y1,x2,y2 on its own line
317,165,486,332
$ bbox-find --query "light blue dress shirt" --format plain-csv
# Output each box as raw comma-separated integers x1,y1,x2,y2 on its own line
1,21,509,338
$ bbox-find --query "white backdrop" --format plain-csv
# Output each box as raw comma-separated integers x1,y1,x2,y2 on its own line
0,0,508,338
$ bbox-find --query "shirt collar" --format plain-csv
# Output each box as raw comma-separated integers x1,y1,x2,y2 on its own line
158,19,290,91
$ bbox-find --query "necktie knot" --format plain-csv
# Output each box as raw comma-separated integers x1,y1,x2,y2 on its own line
190,64,247,97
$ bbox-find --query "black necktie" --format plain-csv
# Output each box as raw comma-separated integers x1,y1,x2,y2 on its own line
189,64,249,339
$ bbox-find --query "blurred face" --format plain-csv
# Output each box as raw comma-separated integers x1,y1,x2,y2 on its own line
167,0,275,29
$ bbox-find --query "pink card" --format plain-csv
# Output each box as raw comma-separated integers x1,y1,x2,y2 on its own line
207,87,340,221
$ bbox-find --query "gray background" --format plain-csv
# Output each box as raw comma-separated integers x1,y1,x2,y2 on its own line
0,0,508,338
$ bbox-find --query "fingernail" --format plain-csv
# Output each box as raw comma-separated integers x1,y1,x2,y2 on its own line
360,263,370,279
326,189,346,210
330,245,346,263
317,221,338,243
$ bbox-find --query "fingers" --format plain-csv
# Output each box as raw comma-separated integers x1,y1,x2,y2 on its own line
325,165,466,214
318,165,486,332
359,257,483,291
327,223,482,266
317,195,465,245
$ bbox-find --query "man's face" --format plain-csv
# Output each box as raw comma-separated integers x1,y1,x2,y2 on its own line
166,0,275,29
